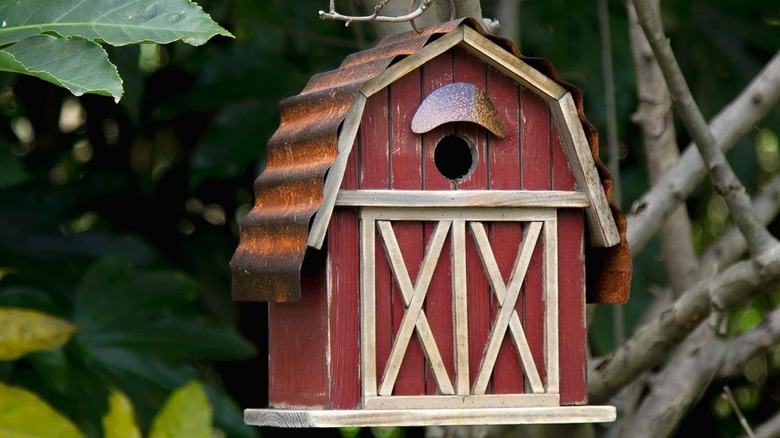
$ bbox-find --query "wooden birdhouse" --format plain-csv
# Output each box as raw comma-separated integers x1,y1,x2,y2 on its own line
231,18,631,428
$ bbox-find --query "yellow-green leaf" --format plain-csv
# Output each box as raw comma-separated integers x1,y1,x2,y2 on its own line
149,380,212,438
0,382,84,438
102,389,141,438
0,307,77,361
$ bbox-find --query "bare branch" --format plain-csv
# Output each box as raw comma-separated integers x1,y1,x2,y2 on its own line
632,0,778,256
627,0,698,295
700,173,780,275
320,0,434,25
589,245,780,404
720,306,780,378
724,385,758,438
753,410,780,438
615,324,730,437
626,51,780,255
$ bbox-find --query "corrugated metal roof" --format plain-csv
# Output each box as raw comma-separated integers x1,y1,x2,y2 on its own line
230,18,631,304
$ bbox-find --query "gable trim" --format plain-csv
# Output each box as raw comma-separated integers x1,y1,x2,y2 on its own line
308,25,619,250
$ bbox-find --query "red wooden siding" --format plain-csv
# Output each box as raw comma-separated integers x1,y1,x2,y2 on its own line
268,266,328,408
309,47,588,407
521,89,551,395
552,122,587,405
327,95,364,409
487,66,524,395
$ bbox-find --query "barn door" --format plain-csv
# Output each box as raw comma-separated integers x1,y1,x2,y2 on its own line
359,206,560,409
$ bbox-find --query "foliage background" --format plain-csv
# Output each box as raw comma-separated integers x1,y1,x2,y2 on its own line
0,0,778,437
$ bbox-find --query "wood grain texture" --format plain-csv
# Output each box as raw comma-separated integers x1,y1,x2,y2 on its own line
521,89,551,392
365,394,559,409
422,50,456,395
551,93,619,247
268,268,329,408
460,27,566,102
334,190,589,208
552,123,588,404
308,95,366,248
487,67,525,395
358,85,393,396
388,69,426,396
244,406,617,427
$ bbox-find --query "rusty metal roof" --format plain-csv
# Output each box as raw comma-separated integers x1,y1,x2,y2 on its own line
230,18,631,304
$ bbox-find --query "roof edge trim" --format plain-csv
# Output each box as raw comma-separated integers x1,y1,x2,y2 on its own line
552,93,620,247
308,94,368,249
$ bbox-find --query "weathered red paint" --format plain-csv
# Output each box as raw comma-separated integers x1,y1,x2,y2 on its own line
552,122,588,405
268,46,590,409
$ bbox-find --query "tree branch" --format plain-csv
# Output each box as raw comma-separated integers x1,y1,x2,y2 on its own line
700,173,780,275
719,306,780,379
320,0,434,25
752,409,780,438
627,0,698,295
626,51,780,255
631,0,778,256
617,324,730,437
589,245,780,404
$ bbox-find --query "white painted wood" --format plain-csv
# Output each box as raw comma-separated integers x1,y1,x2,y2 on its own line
307,95,367,249
361,207,556,222
364,394,559,410
468,222,544,394
551,93,620,247
360,214,378,397
335,190,589,208
244,406,618,427
451,220,470,395
378,220,451,396
376,221,454,395
543,215,560,393
472,222,543,394
360,27,465,98
461,27,566,102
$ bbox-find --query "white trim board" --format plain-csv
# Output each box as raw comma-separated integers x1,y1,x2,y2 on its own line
244,406,617,428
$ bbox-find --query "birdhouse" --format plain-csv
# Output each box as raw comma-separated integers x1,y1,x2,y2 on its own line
231,18,631,428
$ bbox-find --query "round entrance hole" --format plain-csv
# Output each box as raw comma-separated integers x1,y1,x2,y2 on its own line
434,134,476,181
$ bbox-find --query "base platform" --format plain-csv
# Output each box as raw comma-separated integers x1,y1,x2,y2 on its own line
245,406,617,428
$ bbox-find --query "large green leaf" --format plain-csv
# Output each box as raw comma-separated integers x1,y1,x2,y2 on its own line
0,35,123,102
102,389,142,438
0,382,84,438
0,307,76,361
149,380,211,438
0,0,232,47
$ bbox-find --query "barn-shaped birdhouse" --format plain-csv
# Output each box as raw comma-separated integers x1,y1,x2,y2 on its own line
231,18,631,428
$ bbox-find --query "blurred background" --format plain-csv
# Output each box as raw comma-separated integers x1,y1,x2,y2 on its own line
0,1,778,437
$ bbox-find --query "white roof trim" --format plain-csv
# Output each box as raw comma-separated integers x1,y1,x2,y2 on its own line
307,25,619,250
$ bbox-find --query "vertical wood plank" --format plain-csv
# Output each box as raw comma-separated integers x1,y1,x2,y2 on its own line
268,267,329,408
451,219,470,395
359,89,393,398
487,66,524,395
544,216,559,394
328,128,361,408
453,48,492,392
521,89,551,390
552,123,588,404
422,50,455,394
388,70,426,396
360,214,377,398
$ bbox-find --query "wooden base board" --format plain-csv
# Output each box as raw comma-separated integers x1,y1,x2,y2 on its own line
244,406,616,428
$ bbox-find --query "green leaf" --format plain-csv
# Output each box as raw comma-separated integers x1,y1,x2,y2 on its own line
0,35,123,102
149,380,211,438
0,0,233,47
0,381,84,438
0,307,77,361
102,389,142,438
